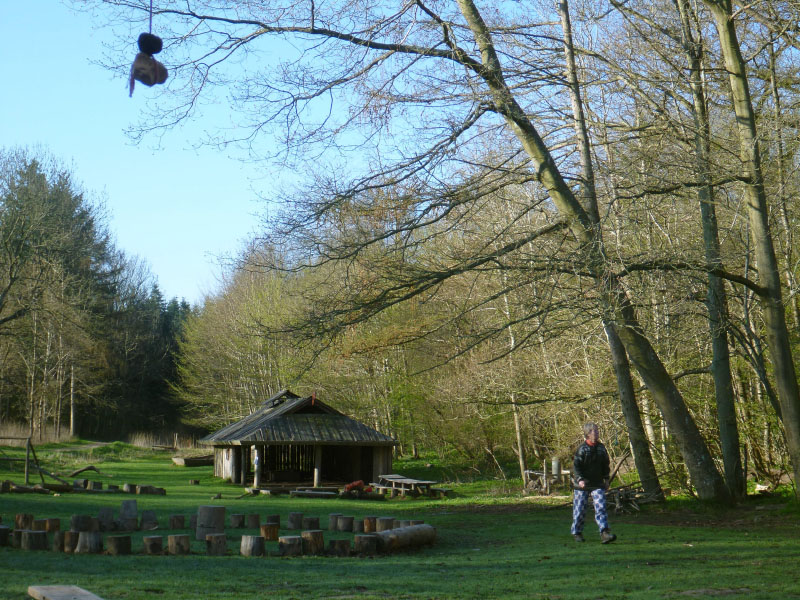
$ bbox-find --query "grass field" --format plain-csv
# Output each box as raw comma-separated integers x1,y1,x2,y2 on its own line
2,442,800,599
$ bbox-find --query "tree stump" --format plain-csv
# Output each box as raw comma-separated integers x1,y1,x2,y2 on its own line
302,516,319,530
240,535,265,557
353,519,364,533
140,510,158,531
43,518,60,533
75,531,103,554
143,535,163,555
374,524,436,553
260,523,279,541
328,513,342,531
376,517,395,532
119,499,138,521
196,506,225,541
278,535,302,556
0,525,11,546
74,479,88,489
328,538,351,557
205,533,227,555
337,516,354,532
52,530,65,552
107,535,132,556
190,514,198,530
15,513,34,530
12,529,23,548
63,530,80,553
21,530,48,551
265,514,280,528
33,519,48,531
397,520,411,528
89,481,103,491
169,514,185,529
287,512,304,530
354,534,377,556
301,530,324,555
230,514,245,528
189,479,200,485
168,534,191,555
246,514,260,529
123,483,136,493
363,516,377,533
97,508,115,532
117,518,138,532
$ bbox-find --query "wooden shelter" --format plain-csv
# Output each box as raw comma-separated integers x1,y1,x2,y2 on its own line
200,390,396,487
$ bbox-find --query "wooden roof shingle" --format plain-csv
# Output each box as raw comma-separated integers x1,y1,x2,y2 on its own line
199,389,396,446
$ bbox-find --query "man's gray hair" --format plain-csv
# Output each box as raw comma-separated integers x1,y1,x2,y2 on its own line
583,422,598,438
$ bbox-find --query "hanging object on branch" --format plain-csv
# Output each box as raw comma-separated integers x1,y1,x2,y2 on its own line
129,1,168,97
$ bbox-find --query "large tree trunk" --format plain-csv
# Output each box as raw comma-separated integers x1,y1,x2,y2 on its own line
704,0,800,495
457,0,730,501
676,0,744,497
559,0,662,500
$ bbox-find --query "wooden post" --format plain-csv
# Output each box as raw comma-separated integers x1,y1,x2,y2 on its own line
169,515,185,529
287,512,304,530
21,530,48,551
231,447,241,484
63,531,80,553
230,514,245,528
313,445,322,487
278,535,302,556
74,532,102,554
240,535,265,557
353,519,364,533
107,535,132,556
205,533,227,555
301,530,324,555
354,534,377,555
363,516,377,533
254,446,264,488
25,437,31,485
239,446,249,486
196,506,225,541
143,536,163,555
32,519,48,531
302,516,319,530
328,514,342,531
260,523,279,541
15,513,34,530
328,539,351,557
337,516,354,532
376,517,395,532
168,534,191,555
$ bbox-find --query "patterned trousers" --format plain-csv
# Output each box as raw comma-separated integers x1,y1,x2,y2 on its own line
570,488,609,534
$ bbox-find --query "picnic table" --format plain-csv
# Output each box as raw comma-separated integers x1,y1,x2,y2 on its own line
372,474,447,497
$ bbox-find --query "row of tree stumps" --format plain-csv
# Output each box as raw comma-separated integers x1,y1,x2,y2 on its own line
0,505,436,557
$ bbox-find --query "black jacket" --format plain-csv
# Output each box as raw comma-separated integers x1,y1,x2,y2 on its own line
572,441,610,490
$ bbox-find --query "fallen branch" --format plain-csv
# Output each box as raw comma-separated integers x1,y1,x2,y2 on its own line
68,465,112,478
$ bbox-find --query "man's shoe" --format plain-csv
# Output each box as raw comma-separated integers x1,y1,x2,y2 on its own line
573,533,585,542
600,529,617,544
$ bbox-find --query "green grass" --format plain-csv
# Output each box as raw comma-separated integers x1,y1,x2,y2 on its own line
2,443,800,599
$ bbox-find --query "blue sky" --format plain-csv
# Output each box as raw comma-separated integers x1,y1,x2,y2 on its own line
1,2,270,305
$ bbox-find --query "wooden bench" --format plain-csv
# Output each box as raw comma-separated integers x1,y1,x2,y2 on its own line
28,586,105,600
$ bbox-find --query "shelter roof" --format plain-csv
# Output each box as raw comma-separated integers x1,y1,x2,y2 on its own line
199,389,396,446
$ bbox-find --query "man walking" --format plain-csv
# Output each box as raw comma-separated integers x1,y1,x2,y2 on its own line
571,422,617,543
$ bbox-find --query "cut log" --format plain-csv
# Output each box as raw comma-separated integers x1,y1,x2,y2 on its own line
363,516,377,533
89,481,103,491
32,519,48,531
63,530,80,553
398,520,411,528
374,524,436,553
169,514,185,529
260,523,279,541
301,530,324,555
328,514,342,531
52,530,65,552
328,538,351,557
97,508,114,532
107,535,132,556
70,515,94,532
246,514,260,529
119,499,138,520
123,483,136,493
376,517,395,532
140,510,158,531
12,529,23,548
278,535,302,556
302,516,319,530
142,535,163,555
337,516,354,532
196,506,225,541
205,533,227,555
353,519,364,533
0,525,11,546
21,530,48,551
230,514,245,528
240,534,265,557
354,534,377,555
45,518,61,533
168,534,191,555
265,514,280,527
74,531,103,554
287,512,304,530
27,585,106,600
15,513,34,530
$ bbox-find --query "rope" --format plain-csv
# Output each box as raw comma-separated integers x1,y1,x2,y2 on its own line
148,0,153,33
